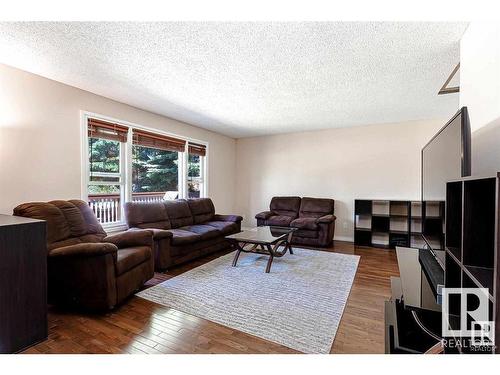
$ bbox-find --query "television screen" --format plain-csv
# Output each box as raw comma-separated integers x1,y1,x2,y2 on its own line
421,107,471,256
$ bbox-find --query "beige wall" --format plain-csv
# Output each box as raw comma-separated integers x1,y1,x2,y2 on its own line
459,22,500,176
460,22,500,132
0,64,236,215
235,120,444,241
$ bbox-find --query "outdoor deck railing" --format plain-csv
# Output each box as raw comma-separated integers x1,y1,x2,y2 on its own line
88,192,166,224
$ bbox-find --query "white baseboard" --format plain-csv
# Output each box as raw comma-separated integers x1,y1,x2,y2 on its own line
333,235,354,243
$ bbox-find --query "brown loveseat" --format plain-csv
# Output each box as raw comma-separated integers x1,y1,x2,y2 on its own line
125,198,242,270
13,200,154,311
255,196,336,247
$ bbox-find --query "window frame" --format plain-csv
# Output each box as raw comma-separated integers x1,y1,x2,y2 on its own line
80,111,209,231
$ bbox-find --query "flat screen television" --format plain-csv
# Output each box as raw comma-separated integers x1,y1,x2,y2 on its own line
421,107,471,265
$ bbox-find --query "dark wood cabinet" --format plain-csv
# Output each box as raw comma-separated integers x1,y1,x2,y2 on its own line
444,175,499,353
0,214,47,353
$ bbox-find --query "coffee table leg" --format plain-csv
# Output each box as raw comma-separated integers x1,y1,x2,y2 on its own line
232,242,242,267
265,244,274,273
287,232,294,254
265,254,274,273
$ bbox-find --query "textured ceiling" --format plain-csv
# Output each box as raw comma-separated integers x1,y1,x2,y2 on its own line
0,22,467,138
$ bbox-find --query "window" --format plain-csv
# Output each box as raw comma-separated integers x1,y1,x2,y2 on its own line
187,143,206,199
83,114,208,228
87,119,128,225
132,129,186,201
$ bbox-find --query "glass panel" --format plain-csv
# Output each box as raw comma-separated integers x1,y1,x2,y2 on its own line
188,179,202,198
188,154,201,178
88,184,120,194
132,145,179,199
87,184,121,224
188,153,202,198
88,137,120,176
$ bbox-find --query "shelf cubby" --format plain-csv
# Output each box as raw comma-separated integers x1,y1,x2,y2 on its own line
411,201,422,218
445,252,461,319
390,201,409,217
390,216,408,232
443,174,500,354
355,200,372,215
354,229,372,247
410,218,422,234
446,181,463,261
410,234,426,248
371,232,390,248
372,200,390,216
463,178,496,269
372,216,390,233
355,214,371,230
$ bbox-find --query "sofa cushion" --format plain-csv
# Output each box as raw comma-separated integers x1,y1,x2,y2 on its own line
14,202,71,245
167,228,201,245
164,200,194,228
50,200,88,237
187,198,215,224
115,246,151,276
69,200,107,236
125,201,171,230
266,215,294,227
293,229,319,239
270,196,301,218
179,224,220,240
205,221,238,235
299,197,335,218
290,217,319,230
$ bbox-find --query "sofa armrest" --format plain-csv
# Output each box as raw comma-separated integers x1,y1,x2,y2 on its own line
255,211,274,220
213,214,243,223
49,242,118,258
128,227,173,240
316,214,337,224
104,229,153,248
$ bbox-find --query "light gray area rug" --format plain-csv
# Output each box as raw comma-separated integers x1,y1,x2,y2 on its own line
137,248,360,353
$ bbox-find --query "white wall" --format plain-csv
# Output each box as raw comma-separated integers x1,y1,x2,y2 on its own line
235,120,444,241
459,22,500,176
460,22,500,132
0,64,237,215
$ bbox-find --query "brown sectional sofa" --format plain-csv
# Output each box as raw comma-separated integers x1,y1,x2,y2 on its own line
13,200,154,311
125,198,242,270
255,196,336,247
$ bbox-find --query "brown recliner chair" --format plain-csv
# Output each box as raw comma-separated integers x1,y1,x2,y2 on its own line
13,200,154,311
255,196,336,247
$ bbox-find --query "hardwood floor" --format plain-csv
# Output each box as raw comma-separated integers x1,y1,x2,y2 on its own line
22,241,399,354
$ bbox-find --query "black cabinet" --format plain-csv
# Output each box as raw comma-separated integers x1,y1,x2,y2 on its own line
0,215,47,353
444,175,499,353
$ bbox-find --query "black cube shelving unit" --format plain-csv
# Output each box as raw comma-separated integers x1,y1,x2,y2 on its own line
444,174,499,354
354,200,409,249
354,199,445,250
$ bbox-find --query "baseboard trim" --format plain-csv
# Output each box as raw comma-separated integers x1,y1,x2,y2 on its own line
334,235,354,243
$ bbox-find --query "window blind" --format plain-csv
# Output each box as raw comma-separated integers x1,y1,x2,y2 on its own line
188,142,207,157
88,118,129,143
132,129,186,152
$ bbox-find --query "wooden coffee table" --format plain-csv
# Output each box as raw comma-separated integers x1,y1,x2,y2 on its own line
225,226,297,273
